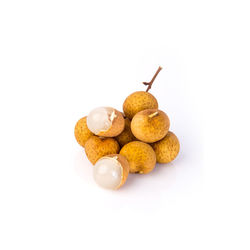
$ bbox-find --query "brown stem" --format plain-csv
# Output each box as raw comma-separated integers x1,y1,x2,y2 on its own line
148,111,159,118
143,66,162,92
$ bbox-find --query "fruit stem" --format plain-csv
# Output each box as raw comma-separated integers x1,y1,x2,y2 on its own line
148,111,159,118
143,66,162,92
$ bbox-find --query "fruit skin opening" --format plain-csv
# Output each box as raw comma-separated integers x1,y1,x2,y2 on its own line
87,107,117,135
97,109,125,137
109,110,117,123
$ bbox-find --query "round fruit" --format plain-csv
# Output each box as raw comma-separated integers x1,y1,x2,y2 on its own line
74,116,94,147
131,109,170,143
123,91,158,120
93,154,129,190
120,141,156,174
85,136,120,164
151,131,180,163
115,118,136,147
87,107,125,137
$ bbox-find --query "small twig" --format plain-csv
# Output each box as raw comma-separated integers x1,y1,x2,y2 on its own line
143,66,162,92
148,111,159,118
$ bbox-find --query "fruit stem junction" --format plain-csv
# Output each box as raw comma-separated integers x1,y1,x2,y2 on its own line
143,66,162,92
148,111,159,118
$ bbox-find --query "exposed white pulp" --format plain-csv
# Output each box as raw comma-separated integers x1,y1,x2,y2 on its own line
87,107,116,135
93,156,122,189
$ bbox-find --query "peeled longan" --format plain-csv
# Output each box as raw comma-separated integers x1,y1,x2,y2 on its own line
87,107,125,137
151,131,180,163
115,118,136,147
93,154,129,190
74,116,94,147
85,136,120,164
123,91,158,120
120,141,156,174
131,109,170,143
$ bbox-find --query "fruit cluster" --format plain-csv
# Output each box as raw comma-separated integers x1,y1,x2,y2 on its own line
74,67,180,190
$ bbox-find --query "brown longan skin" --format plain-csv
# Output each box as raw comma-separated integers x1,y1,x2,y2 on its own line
115,118,136,147
131,109,170,143
98,109,125,137
120,141,156,174
151,131,180,163
123,91,158,120
85,136,120,165
74,116,94,147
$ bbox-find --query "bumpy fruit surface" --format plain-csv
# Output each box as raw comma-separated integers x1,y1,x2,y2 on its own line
123,91,158,120
151,131,180,163
74,116,94,147
131,109,170,143
85,136,120,164
93,154,129,190
116,118,136,147
120,141,156,174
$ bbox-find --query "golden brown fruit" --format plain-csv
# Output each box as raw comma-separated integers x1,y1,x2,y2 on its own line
115,118,136,147
85,136,120,164
120,141,156,174
74,116,94,147
93,154,130,190
123,91,158,120
131,109,170,143
87,107,125,137
151,131,180,163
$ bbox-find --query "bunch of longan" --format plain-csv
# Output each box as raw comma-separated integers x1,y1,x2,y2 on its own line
74,67,180,190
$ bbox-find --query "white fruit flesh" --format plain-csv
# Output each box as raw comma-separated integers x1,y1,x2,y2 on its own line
87,107,116,135
93,156,122,189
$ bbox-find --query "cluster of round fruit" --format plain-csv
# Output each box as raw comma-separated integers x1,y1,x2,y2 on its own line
74,67,180,190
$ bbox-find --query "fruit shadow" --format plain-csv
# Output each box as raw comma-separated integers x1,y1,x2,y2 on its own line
118,163,177,193
120,149,185,192
73,148,184,192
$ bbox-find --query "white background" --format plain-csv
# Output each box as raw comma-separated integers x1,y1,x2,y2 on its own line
0,0,250,249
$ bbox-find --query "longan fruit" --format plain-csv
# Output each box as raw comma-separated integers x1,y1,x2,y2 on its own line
123,91,158,120
151,131,180,163
131,109,170,143
74,116,94,147
93,154,129,190
120,141,156,174
87,107,125,137
85,136,120,164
